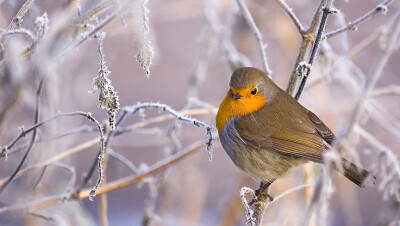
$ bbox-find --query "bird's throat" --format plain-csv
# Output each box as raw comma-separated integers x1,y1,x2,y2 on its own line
216,93,267,132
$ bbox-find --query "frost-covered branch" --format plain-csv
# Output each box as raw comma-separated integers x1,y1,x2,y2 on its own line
324,0,394,39
235,0,272,76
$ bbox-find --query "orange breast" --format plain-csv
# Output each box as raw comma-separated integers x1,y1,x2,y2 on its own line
216,92,267,132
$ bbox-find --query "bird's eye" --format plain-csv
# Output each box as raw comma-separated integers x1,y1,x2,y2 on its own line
250,87,257,95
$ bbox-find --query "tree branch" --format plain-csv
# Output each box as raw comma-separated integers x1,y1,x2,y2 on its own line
0,79,43,193
295,1,336,100
285,0,328,95
7,0,36,30
236,0,272,76
275,0,304,33
0,139,208,215
324,0,394,39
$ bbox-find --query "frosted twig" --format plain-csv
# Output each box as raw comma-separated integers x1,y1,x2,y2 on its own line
51,162,77,194
0,111,104,158
57,4,121,58
7,0,36,30
0,139,209,215
347,27,386,60
122,103,214,161
0,139,99,187
72,0,113,28
343,13,400,135
0,79,43,193
286,0,328,95
324,0,394,39
27,211,54,222
271,183,315,204
235,0,272,76
295,1,336,100
222,4,252,70
29,166,47,195
275,0,304,33
0,109,105,199
0,28,36,43
355,126,400,203
302,153,336,226
0,108,214,186
108,149,139,174
371,85,400,97
91,32,120,131
240,187,256,226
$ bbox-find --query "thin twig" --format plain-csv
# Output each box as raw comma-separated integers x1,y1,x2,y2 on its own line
1,111,103,158
235,0,272,76
275,0,304,33
0,110,105,198
108,149,139,174
371,85,400,97
7,0,36,30
295,0,336,100
347,27,386,60
122,103,214,160
99,155,109,226
27,211,54,222
271,183,316,204
0,79,43,193
72,0,113,28
29,166,47,195
83,139,205,196
0,28,37,43
74,150,101,195
285,0,328,95
0,138,99,186
324,0,394,39
0,108,214,186
51,162,77,193
0,139,208,215
346,13,400,133
56,6,120,58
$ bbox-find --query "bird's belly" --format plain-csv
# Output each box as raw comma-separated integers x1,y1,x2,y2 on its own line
220,129,304,182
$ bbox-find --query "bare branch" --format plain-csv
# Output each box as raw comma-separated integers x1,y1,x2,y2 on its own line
91,32,120,131
122,103,214,161
0,108,214,187
371,85,400,97
235,0,272,76
7,0,36,30
240,187,257,226
0,111,104,158
0,110,105,199
0,139,208,215
295,1,336,100
275,0,304,33
0,79,43,193
56,5,121,58
27,211,54,223
108,149,139,174
285,0,328,95
0,138,99,186
324,0,394,39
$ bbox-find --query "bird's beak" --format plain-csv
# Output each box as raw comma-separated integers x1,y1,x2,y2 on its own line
232,94,242,100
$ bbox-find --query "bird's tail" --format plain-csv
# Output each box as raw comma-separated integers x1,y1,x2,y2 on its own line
340,158,376,188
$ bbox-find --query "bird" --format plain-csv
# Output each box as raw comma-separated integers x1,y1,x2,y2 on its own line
216,67,373,197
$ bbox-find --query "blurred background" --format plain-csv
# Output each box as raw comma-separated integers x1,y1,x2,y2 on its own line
0,0,399,225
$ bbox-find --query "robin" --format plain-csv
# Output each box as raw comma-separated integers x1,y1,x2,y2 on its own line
216,67,373,196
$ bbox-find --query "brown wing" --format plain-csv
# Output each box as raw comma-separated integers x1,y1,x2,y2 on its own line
306,110,336,145
236,120,326,163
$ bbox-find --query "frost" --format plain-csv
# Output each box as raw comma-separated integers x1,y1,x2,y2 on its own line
90,32,120,130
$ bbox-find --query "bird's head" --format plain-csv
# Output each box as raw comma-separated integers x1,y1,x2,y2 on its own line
216,67,279,132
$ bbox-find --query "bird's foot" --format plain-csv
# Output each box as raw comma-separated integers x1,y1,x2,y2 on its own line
249,188,274,205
